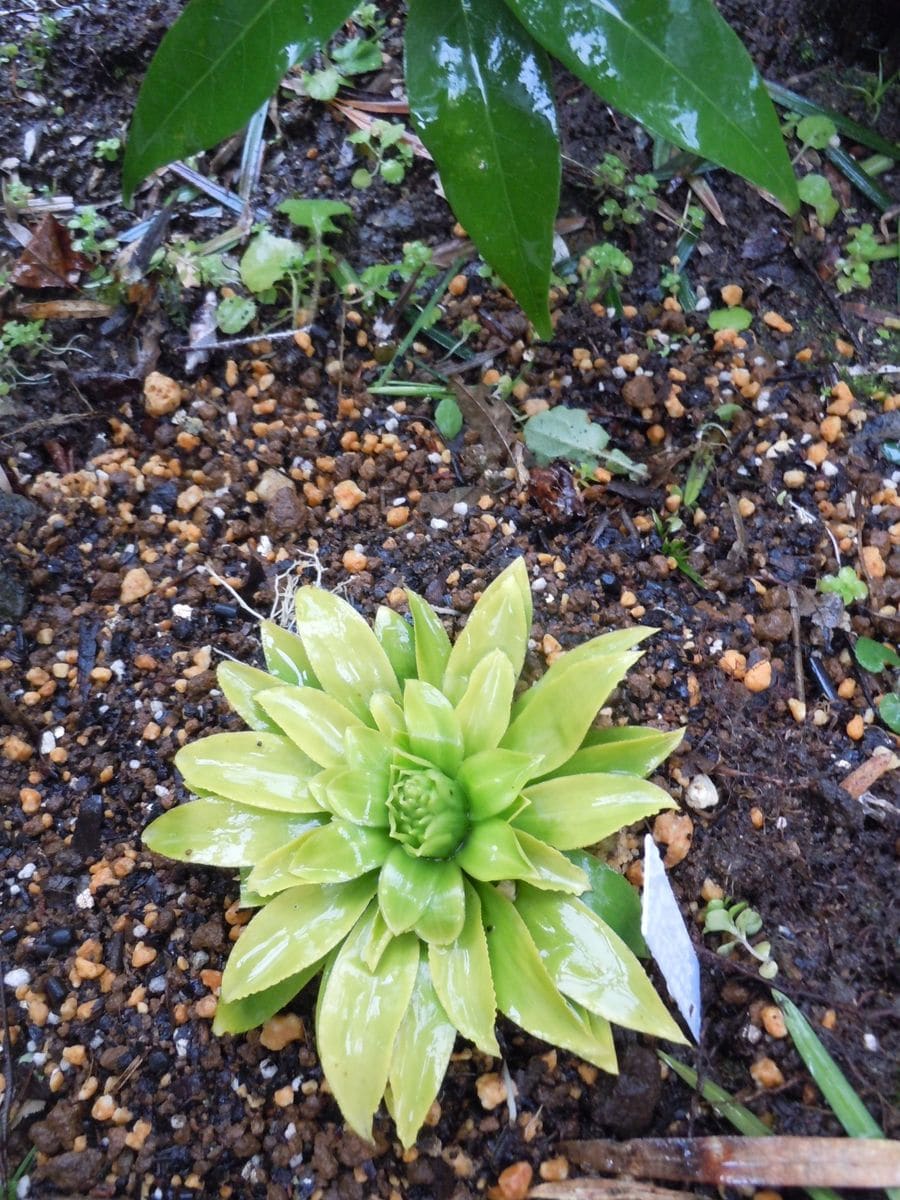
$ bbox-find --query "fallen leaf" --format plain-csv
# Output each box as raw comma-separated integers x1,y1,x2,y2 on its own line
9,214,91,289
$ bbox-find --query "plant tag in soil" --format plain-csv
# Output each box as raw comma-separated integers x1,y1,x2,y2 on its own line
641,834,701,1041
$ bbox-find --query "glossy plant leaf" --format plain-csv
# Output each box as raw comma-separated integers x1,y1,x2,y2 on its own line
457,748,537,821
287,821,392,884
387,954,458,1148
309,764,389,827
516,884,686,1041
406,0,560,338
406,591,452,688
429,882,499,1055
144,798,323,868
454,649,517,756
260,619,319,687
374,608,417,682
213,960,323,1035
516,773,676,849
503,0,799,213
175,732,320,813
258,685,364,768
217,661,283,733
403,681,464,775
566,850,647,956
413,861,466,944
511,628,653,719
442,572,529,704
502,654,642,774
516,829,589,894
317,907,419,1140
477,881,616,1067
123,0,357,200
455,817,533,881
552,726,685,779
222,876,376,1001
378,845,436,934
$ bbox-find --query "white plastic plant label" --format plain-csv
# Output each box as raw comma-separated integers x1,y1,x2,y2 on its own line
641,833,701,1041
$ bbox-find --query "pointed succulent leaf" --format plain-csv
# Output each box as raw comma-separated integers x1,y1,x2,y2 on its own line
175,732,320,813
515,829,589,894
564,850,647,956
361,909,395,972
344,726,393,775
413,861,466,944
369,691,407,740
294,586,400,720
554,726,684,779
403,679,464,775
512,628,654,719
442,572,528,703
309,765,389,826
144,798,323,868
455,817,533,882
245,835,317,897
454,649,517,756
378,845,436,934
502,654,642,775
515,773,676,850
222,876,376,1001
213,959,324,1036
374,607,417,682
288,821,392,884
457,748,538,821
217,661,283,733
406,590,452,687
388,953,457,1149
429,881,499,1055
515,884,686,1042
257,685,364,767
260,619,320,687
477,881,616,1068
317,904,419,1141
571,1002,618,1073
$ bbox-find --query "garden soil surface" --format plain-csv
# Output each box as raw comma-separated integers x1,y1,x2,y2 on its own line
0,2,898,1198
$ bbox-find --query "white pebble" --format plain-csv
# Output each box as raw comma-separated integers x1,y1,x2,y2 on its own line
685,774,719,811
3,967,30,988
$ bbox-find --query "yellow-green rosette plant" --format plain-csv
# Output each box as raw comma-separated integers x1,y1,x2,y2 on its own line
145,559,686,1145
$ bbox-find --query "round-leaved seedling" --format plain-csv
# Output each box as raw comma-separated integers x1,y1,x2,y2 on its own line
145,559,686,1145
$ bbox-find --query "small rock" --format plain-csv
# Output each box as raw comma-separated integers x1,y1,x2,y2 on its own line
685,773,719,811
176,483,204,513
755,609,793,642
0,565,30,623
143,371,183,417
37,1150,104,1194
744,660,772,692
255,467,293,503
861,545,885,580
266,485,304,535
750,1056,785,1088
652,811,694,867
476,1072,507,1110
259,1013,304,1050
760,1004,787,1038
333,479,366,511
622,375,656,411
720,284,743,307
342,548,368,574
120,567,153,605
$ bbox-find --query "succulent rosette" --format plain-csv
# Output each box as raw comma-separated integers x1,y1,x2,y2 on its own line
145,559,686,1145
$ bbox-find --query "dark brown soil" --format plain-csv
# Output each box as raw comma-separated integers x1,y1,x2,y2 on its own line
1,1,898,1197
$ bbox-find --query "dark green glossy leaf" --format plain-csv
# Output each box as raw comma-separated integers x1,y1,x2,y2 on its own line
123,0,357,200
406,0,560,337
878,692,900,734
504,0,798,214
564,850,647,956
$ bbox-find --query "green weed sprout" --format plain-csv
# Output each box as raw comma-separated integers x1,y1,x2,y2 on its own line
145,560,686,1146
578,243,633,312
836,224,898,295
703,897,778,979
817,565,868,606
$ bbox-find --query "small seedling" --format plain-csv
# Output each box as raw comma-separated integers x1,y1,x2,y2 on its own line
845,55,899,122
708,307,753,331
835,223,898,294
348,120,414,188
853,636,900,734
524,405,647,480
703,897,778,979
577,243,633,313
797,172,839,226
593,152,659,231
0,319,53,396
817,565,868,605
67,207,117,258
216,295,257,335
94,136,122,162
652,512,705,587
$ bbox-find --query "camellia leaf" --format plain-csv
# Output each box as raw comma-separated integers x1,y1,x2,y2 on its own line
259,619,319,687
175,732,321,813
317,905,419,1141
257,685,364,768
429,881,499,1055
406,0,559,338
387,953,458,1148
144,798,324,867
295,586,400,720
216,660,284,733
123,0,357,201
502,654,642,775
477,881,615,1068
221,875,376,1002
515,884,686,1042
515,773,676,849
503,0,798,214
213,959,323,1035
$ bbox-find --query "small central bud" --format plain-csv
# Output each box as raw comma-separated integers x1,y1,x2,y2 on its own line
387,765,468,858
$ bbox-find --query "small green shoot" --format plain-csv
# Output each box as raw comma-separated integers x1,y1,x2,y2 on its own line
797,173,839,226
593,152,659,230
67,207,117,258
836,224,898,295
702,897,778,979
845,56,899,122
774,989,900,1200
4,1147,37,1200
434,395,463,440
577,243,633,314
348,120,414,188
853,637,900,734
216,295,257,334
524,406,647,480
708,307,753,331
817,565,868,605
94,136,122,162
652,512,705,587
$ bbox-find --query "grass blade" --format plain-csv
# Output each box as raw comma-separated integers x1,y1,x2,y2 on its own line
765,81,900,159
824,146,895,212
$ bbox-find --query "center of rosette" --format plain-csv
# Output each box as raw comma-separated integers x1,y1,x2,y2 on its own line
387,765,468,858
